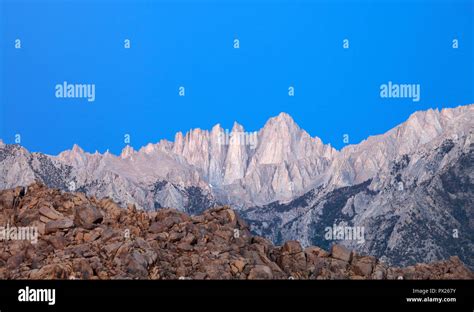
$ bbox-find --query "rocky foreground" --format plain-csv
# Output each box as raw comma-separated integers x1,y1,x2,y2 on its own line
0,183,472,280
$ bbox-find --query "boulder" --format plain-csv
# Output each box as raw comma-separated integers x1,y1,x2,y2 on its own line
305,246,329,258
39,205,64,221
352,256,375,277
74,204,103,229
282,240,303,255
47,235,67,250
248,265,273,279
232,259,246,272
330,244,352,262
73,258,94,279
45,218,74,234
29,264,71,279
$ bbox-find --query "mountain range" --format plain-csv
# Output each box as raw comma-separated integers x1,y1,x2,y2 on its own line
0,104,472,269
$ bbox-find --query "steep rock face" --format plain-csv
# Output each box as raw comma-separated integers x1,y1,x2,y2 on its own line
0,183,471,280
222,123,250,185
231,113,335,206
243,131,474,269
163,112,336,207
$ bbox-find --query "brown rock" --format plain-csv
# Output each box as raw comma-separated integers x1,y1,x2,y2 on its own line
149,222,166,234
83,232,93,242
277,250,307,277
169,232,185,242
75,232,84,242
100,198,122,222
104,242,122,256
62,200,75,211
6,253,25,270
36,221,46,235
73,258,94,279
0,189,15,209
330,258,349,272
8,241,27,255
47,235,67,250
232,259,246,272
214,229,233,241
330,244,352,262
248,265,273,279
230,264,240,275
203,264,229,279
352,256,375,277
39,205,64,221
29,263,71,279
83,229,101,243
305,246,329,258
45,218,74,234
125,251,149,277
97,271,109,279
226,209,237,225
177,242,194,251
74,204,103,229
17,208,38,226
372,269,385,280
40,215,52,223
154,232,168,241
282,240,303,255
182,233,197,245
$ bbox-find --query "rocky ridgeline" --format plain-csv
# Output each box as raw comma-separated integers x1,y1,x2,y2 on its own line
0,183,472,280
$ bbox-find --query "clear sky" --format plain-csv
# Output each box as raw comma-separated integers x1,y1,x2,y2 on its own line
1,0,473,155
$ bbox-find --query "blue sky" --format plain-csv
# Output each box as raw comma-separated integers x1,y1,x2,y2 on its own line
1,0,473,155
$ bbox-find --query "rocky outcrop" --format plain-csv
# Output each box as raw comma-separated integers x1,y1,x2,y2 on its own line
0,183,472,280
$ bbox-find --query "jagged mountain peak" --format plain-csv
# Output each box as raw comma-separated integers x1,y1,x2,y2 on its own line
56,143,89,166
140,142,158,154
340,104,473,155
120,145,135,159
71,143,85,154
254,112,334,167
210,123,224,134
273,111,295,123
406,104,473,128
262,112,299,132
185,127,210,139
231,121,245,132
